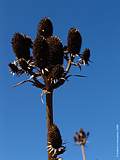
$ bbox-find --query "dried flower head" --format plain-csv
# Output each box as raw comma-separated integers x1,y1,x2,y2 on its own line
74,128,89,145
47,36,64,67
33,36,48,69
48,124,62,148
67,28,82,55
80,48,90,65
11,33,32,60
37,17,53,38
48,124,65,157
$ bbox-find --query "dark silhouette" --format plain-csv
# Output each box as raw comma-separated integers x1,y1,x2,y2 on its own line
9,17,91,160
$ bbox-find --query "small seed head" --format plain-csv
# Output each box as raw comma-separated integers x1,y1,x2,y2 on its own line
67,28,82,55
48,124,63,149
11,33,32,60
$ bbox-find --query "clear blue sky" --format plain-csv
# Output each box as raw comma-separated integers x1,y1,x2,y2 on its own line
0,0,120,160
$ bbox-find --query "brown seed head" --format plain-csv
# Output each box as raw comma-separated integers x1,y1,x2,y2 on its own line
33,36,48,69
11,33,32,60
67,28,82,55
74,128,88,145
48,124,62,149
47,36,64,67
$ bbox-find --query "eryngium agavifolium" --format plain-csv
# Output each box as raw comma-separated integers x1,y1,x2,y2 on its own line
47,36,64,67
37,17,53,38
33,36,48,69
67,28,82,55
11,33,32,60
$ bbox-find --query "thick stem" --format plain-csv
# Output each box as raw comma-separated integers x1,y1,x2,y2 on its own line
81,144,86,160
46,91,54,160
46,91,53,128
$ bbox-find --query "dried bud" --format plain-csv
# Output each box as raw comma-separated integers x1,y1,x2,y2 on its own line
48,124,63,149
11,33,32,60
33,36,48,69
67,28,82,55
37,17,53,38
81,48,90,64
74,128,89,145
47,36,64,67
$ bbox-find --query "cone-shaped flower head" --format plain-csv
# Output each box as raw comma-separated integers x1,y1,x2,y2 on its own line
81,48,90,64
33,36,48,69
48,124,63,149
37,17,53,38
47,36,64,67
67,28,82,55
47,124,65,157
11,33,32,60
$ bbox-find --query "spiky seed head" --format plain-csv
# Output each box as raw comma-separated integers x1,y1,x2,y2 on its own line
33,36,48,69
67,28,82,55
37,17,53,38
81,48,90,64
11,33,32,60
11,33,25,59
47,36,64,67
74,128,88,145
48,124,63,149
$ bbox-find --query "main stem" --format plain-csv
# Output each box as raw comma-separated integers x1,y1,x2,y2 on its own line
46,91,55,160
81,144,86,160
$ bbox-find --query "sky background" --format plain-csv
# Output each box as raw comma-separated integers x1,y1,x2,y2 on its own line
0,0,120,160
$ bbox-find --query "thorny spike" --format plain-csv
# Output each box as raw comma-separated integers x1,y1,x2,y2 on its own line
11,32,32,60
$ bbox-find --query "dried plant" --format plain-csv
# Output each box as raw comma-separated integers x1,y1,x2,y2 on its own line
74,129,90,160
9,17,91,160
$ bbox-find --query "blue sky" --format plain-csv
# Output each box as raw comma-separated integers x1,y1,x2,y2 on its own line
0,0,120,160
